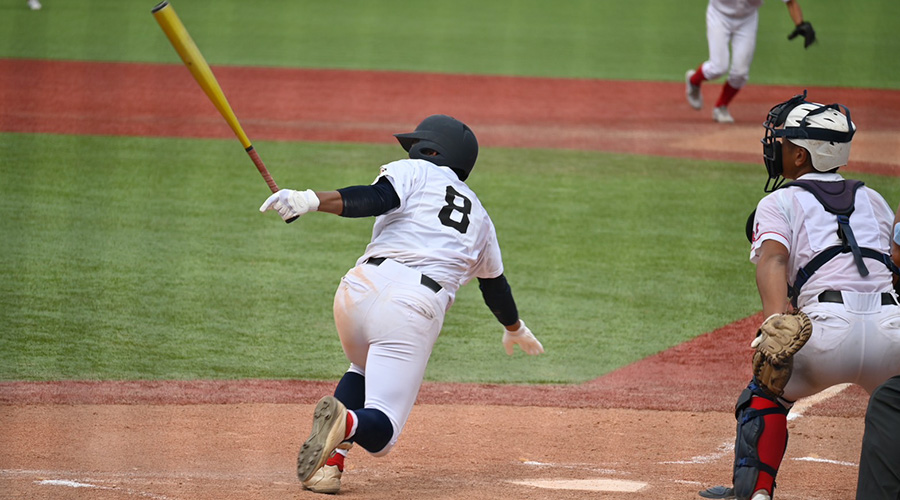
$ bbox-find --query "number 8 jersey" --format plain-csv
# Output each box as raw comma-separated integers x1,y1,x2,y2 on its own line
358,159,504,299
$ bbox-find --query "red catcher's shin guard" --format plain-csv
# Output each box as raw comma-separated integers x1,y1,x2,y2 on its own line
750,396,788,495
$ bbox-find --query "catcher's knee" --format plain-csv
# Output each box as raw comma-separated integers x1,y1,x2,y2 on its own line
732,384,788,499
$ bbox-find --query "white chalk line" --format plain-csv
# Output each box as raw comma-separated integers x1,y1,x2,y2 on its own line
2,468,292,499
793,456,857,467
787,383,851,421
35,479,174,499
2,468,285,481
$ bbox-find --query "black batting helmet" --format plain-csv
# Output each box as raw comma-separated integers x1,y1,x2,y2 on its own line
394,115,479,181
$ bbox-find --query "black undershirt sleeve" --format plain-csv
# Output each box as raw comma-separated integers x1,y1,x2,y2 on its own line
337,176,401,218
478,274,519,326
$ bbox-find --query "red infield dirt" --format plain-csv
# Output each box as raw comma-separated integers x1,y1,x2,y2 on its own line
2,58,899,499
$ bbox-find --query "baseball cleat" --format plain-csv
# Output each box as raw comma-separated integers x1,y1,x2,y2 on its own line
297,396,348,483
699,485,735,498
301,464,343,494
685,70,702,110
713,106,735,124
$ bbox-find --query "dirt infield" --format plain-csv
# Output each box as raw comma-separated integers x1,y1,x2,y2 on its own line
2,59,899,499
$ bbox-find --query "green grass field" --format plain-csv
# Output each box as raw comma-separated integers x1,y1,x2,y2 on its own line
2,0,899,88
2,0,898,383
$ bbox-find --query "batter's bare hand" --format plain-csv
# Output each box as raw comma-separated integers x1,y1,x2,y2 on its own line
260,188,320,221
502,320,544,356
788,21,816,49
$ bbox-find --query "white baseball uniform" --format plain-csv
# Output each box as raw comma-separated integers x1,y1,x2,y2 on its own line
333,158,504,453
702,0,790,89
751,172,900,400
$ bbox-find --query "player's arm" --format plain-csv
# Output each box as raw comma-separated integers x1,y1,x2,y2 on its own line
260,177,400,220
785,0,815,48
478,275,519,327
479,275,544,355
756,239,791,317
334,177,401,217
784,0,804,26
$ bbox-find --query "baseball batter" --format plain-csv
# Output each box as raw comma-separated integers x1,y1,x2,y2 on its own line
685,0,815,123
259,114,544,494
700,93,900,500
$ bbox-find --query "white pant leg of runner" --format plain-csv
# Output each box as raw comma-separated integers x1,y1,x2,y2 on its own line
333,260,448,454
702,3,736,80
725,10,758,89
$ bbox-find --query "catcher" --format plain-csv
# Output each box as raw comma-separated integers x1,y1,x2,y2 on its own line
700,92,900,500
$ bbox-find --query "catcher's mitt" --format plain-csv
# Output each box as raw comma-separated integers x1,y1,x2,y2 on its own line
751,311,812,398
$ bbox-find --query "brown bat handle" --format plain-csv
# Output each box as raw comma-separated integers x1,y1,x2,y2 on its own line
246,146,279,193
245,146,297,223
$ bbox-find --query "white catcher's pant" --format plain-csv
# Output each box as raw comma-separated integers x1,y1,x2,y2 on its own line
784,291,900,402
333,258,451,455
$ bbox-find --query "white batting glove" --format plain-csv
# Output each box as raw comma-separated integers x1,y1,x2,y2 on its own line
502,320,544,356
259,189,320,222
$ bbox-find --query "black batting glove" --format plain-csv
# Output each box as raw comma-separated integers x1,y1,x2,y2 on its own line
788,21,816,49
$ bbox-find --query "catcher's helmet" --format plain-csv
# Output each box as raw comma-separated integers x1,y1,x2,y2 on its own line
394,115,478,181
761,90,855,191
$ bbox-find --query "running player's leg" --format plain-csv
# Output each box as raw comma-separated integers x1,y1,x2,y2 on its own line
716,10,758,110
359,284,445,455
701,4,732,82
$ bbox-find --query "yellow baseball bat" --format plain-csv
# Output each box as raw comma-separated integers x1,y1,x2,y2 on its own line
152,1,287,203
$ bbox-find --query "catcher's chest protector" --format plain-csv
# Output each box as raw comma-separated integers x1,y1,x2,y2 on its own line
783,180,897,302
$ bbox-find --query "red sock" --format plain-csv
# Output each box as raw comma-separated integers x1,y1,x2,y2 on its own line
690,65,706,86
750,396,788,495
344,411,356,440
716,82,740,108
325,450,346,472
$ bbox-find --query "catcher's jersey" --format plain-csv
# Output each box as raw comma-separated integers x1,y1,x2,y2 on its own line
356,159,504,297
750,172,895,308
710,0,788,18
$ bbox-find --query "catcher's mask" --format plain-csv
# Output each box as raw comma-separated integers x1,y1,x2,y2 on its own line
394,114,479,181
761,90,855,192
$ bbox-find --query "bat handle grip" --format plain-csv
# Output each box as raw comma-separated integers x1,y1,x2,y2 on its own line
246,146,279,193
